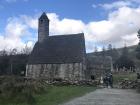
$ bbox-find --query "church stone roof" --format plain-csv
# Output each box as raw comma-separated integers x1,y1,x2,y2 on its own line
28,33,86,64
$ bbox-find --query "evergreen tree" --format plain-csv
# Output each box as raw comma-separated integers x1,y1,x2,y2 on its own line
94,46,98,52
0,52,10,75
101,46,106,57
136,29,140,59
122,45,128,57
114,46,135,70
112,47,119,60
137,29,140,42
107,44,113,57
94,46,98,56
108,44,112,51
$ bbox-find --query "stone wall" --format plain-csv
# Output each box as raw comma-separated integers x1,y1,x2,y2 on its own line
86,56,112,79
26,63,85,81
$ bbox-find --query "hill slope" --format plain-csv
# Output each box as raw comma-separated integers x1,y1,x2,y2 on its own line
87,45,140,69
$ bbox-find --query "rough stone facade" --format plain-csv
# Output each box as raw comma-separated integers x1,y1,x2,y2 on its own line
26,63,85,81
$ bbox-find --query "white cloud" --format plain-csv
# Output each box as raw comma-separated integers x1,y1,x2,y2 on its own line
1,5,140,52
19,15,38,29
86,6,140,52
87,6,140,48
0,15,37,51
0,34,25,51
49,16,85,35
6,20,28,39
99,1,132,10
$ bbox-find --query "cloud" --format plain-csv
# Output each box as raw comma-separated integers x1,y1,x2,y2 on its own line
1,5,140,52
86,6,140,49
48,13,85,35
0,15,37,51
33,10,140,52
99,1,132,10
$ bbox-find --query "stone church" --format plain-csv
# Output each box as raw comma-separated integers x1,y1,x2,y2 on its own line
26,12,86,81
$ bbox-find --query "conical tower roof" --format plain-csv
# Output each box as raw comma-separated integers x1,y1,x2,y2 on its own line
39,12,49,21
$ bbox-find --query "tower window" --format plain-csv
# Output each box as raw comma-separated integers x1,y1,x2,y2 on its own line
40,19,43,23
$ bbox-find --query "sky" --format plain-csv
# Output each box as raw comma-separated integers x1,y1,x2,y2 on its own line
0,0,140,52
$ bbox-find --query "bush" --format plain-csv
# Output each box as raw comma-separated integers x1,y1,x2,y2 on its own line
137,81,140,92
0,76,47,105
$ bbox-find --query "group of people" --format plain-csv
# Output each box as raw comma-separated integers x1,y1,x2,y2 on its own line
100,73,113,88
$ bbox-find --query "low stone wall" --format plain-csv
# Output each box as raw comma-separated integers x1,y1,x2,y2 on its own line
26,63,85,81
118,79,140,89
24,77,99,86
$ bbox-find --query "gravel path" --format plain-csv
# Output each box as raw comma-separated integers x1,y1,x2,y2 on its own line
61,88,140,105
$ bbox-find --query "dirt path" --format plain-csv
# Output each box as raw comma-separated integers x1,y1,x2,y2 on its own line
61,88,140,105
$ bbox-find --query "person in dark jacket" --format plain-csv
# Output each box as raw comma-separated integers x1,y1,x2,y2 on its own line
109,73,113,88
105,72,113,88
103,74,108,87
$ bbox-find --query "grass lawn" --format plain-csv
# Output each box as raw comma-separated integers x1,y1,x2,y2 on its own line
36,86,96,105
0,86,96,105
113,73,137,84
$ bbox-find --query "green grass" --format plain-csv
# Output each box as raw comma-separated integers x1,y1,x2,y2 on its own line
36,86,96,105
113,73,137,84
0,86,96,105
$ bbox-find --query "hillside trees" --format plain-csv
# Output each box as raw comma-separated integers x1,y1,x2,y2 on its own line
136,29,140,92
114,46,135,70
0,47,30,76
107,44,119,62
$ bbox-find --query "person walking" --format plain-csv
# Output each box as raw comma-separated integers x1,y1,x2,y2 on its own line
109,73,113,88
105,72,113,88
103,74,108,87
107,74,111,88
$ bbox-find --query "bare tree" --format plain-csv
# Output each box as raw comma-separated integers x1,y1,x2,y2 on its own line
94,46,98,52
21,45,32,55
102,46,106,57
9,48,17,55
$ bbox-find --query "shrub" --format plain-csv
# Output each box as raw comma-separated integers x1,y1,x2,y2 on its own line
0,76,47,105
137,81,140,92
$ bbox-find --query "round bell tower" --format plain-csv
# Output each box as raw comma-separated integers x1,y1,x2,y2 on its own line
38,12,49,43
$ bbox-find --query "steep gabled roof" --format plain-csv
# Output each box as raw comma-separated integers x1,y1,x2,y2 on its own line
28,33,86,64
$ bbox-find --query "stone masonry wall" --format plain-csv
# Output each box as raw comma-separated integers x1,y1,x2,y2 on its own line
26,63,85,81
